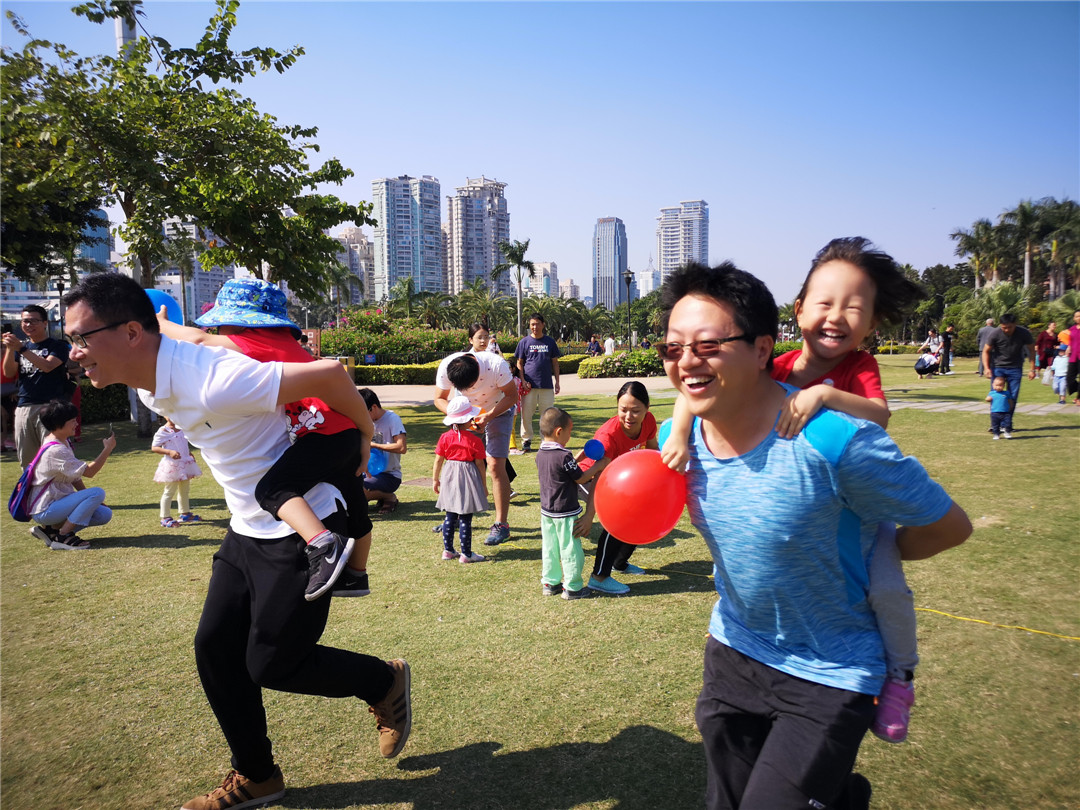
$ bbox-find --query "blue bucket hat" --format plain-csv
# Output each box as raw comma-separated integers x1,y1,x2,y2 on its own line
196,278,301,339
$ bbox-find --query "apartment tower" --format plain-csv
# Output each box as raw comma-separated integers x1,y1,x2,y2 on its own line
656,200,709,282
371,175,443,300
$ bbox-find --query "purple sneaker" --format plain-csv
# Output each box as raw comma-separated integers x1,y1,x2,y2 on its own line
872,677,914,743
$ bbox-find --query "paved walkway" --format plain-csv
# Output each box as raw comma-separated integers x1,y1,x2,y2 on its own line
367,374,1079,416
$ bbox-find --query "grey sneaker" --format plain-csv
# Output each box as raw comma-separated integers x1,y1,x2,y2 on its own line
304,533,355,601
483,523,511,546
542,583,563,596
562,587,592,600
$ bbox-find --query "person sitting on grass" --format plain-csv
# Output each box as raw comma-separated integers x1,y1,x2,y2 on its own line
536,406,600,600
158,279,374,600
27,398,115,550
359,388,407,515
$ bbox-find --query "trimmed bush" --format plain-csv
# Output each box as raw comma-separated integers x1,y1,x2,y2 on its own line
78,381,130,424
578,350,665,379
353,361,443,386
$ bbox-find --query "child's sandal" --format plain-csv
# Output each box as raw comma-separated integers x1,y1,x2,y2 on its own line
178,513,201,523
161,517,180,528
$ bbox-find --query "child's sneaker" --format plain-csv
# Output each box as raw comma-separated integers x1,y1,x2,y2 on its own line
542,583,563,596
161,517,180,528
459,552,487,564
561,587,591,600
304,533,355,601
872,677,915,743
332,570,370,597
441,549,458,560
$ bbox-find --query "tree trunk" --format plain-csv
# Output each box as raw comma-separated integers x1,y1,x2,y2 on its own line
1023,248,1032,288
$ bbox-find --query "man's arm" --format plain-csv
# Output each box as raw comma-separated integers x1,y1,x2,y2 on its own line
551,357,560,395
433,386,452,415
981,342,992,374
1,334,63,373
2,343,17,378
277,359,373,438
896,501,972,561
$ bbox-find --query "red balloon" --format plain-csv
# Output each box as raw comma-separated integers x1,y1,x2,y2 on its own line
593,449,687,545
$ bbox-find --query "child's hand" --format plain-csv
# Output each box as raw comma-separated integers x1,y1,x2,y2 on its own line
103,433,117,453
433,480,441,494
169,449,181,460
776,387,827,439
660,440,689,472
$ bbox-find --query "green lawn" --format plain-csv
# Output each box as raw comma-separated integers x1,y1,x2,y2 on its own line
2,355,1077,809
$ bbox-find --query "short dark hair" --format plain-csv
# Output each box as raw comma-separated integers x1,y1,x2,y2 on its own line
446,353,480,391
358,388,381,410
616,380,650,408
38,398,79,431
1000,313,1018,325
540,406,572,437
798,237,925,328
22,305,48,321
660,261,778,369
62,272,158,334
529,313,545,325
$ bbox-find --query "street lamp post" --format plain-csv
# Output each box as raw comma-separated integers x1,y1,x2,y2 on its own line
622,268,633,349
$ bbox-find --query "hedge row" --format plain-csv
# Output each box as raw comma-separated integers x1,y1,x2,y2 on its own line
350,354,589,386
78,381,131,424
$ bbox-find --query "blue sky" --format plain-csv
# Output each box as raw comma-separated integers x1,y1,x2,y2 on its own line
3,1,1077,303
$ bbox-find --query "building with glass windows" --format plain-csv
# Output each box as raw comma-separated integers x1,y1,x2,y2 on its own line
656,200,709,282
371,175,443,300
592,217,629,310
445,176,510,296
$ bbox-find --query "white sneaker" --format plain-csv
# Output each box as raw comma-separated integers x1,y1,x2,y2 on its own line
459,552,487,564
1001,430,1012,439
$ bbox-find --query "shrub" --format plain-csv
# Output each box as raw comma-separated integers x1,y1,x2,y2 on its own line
556,354,586,375
577,350,665,379
353,362,443,386
322,326,467,363
78,381,130,424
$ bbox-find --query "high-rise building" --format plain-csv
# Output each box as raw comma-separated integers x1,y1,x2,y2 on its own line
335,226,373,305
75,208,114,270
656,200,709,283
527,261,559,297
445,176,510,295
559,278,580,300
371,175,443,300
636,257,660,296
159,217,236,321
592,217,629,310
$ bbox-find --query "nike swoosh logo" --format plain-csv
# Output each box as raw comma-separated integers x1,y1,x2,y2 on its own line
326,547,340,565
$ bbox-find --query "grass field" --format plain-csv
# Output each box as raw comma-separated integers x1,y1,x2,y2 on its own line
1,354,1077,810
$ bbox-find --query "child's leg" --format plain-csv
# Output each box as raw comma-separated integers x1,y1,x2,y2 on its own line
459,513,474,557
867,522,918,680
161,481,179,519
176,478,192,515
347,532,371,572
539,514,563,587
442,512,459,554
555,516,584,592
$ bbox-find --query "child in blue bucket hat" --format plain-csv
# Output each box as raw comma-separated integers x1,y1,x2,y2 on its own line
159,278,375,600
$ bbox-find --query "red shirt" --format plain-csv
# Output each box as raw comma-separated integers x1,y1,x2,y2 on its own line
226,328,355,438
579,411,658,472
770,350,886,401
436,427,486,462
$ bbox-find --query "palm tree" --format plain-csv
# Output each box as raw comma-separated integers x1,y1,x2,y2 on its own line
415,291,456,330
1001,198,1052,288
386,276,424,320
456,277,509,329
950,218,997,290
492,238,535,339
1041,198,1080,299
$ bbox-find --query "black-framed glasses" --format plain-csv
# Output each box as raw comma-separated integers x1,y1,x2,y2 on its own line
655,335,754,361
66,322,125,348
20,318,45,325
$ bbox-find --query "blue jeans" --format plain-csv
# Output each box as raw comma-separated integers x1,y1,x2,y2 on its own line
32,487,112,530
991,366,1023,418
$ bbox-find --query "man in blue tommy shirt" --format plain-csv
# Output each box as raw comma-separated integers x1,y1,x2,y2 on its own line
657,262,971,810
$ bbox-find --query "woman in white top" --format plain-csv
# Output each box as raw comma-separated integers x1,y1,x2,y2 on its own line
28,398,115,550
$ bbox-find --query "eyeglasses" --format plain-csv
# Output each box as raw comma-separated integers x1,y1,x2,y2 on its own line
655,335,754,361
66,322,125,348
20,318,44,325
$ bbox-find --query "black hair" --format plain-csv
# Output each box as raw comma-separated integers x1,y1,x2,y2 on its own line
38,398,79,431
22,304,48,321
539,406,572,437
358,387,381,410
616,380,650,408
529,313,545,325
660,261,778,370
1000,313,1018,325
467,323,488,339
797,237,925,327
446,353,480,391
62,272,159,333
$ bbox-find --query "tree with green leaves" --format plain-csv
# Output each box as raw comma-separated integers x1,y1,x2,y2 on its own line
492,238,535,339
1000,198,1051,289
1,0,373,298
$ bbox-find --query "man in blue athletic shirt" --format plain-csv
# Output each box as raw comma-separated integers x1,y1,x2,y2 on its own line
657,262,971,810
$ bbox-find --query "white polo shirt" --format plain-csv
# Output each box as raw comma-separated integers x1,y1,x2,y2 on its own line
435,350,513,413
139,336,342,538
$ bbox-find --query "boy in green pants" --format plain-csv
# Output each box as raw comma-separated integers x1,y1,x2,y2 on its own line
535,407,599,600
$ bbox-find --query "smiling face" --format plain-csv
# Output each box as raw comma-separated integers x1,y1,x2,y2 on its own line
20,310,48,343
794,260,877,363
616,392,647,437
662,294,772,419
65,301,128,388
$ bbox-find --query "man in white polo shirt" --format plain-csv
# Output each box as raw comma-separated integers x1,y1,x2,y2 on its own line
62,273,412,810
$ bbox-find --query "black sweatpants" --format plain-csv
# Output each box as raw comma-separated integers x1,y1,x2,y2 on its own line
591,527,636,579
254,428,372,541
696,636,875,810
193,510,393,782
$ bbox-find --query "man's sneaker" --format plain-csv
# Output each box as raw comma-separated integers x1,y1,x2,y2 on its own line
521,440,532,453
542,583,563,596
615,563,647,575
332,570,370,598
992,434,1000,440
51,532,90,550
483,522,511,546
441,549,458,560
588,575,629,595
304,533,355,602
29,524,60,548
562,587,591,600
369,659,411,758
459,551,487,564
181,766,285,810
1001,430,1012,439
872,677,915,743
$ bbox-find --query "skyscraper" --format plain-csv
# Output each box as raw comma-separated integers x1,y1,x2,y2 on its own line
592,217,628,311
527,262,559,297
445,176,510,296
371,175,443,300
335,226,373,305
636,257,660,296
656,200,709,283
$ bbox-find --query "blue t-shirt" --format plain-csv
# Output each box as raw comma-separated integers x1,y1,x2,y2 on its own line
685,386,953,695
987,389,1011,413
514,335,561,388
